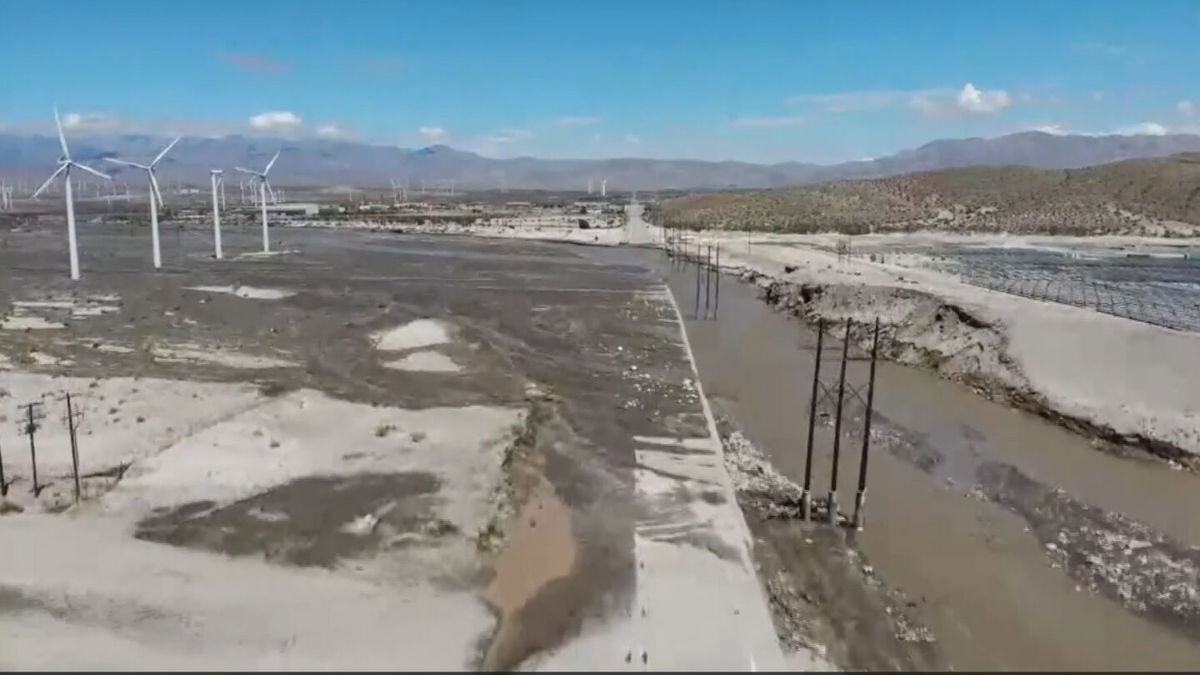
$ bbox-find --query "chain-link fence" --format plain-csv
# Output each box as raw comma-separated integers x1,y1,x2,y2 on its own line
951,251,1200,333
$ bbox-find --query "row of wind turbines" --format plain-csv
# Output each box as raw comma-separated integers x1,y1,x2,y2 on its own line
29,108,281,280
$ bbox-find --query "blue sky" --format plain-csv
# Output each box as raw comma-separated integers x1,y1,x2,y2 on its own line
2,0,1200,164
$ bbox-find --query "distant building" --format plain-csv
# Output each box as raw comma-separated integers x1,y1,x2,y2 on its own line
264,203,320,216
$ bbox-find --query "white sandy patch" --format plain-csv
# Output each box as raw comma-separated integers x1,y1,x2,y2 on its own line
0,381,521,668
71,305,120,318
4,296,120,327
186,285,295,300
0,516,492,670
383,350,462,373
12,300,75,310
234,250,294,260
0,372,261,494
0,315,66,330
26,351,72,367
153,345,296,370
103,389,522,528
93,343,136,354
372,319,452,351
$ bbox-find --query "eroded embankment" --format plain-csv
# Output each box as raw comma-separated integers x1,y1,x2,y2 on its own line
737,267,1196,466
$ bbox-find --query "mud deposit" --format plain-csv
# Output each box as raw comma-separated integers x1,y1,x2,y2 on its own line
135,472,446,567
979,461,1200,640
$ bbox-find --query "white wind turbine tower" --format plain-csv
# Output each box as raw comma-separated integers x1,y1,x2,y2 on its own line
104,137,179,269
601,179,607,197
210,169,224,259
31,107,112,281
235,151,280,253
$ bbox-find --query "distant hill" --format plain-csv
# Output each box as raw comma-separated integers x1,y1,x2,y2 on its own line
657,154,1200,236
3,130,1200,192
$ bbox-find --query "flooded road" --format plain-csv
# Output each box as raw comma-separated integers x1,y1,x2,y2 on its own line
648,251,1200,670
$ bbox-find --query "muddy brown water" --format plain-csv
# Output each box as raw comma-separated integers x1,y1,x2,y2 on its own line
651,252,1200,670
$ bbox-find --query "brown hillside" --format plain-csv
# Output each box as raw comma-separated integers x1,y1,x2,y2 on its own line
656,154,1200,236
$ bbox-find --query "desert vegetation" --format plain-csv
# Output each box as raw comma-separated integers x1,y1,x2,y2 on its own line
657,154,1200,236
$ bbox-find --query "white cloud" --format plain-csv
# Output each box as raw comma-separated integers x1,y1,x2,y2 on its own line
786,88,947,112
418,126,449,143
248,111,302,130
729,115,806,129
60,112,122,131
1025,121,1174,137
790,84,1015,117
315,123,350,139
624,134,642,145
1179,100,1196,116
1116,122,1168,136
955,83,1012,114
1031,123,1071,136
554,115,602,127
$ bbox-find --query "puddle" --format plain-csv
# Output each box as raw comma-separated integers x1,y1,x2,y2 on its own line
482,475,577,671
655,254,1200,669
135,472,449,567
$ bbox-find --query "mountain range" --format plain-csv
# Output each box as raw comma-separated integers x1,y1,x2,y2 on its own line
3,130,1200,192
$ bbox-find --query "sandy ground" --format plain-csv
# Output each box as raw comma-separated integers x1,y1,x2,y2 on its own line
642,221,1200,459
0,223,799,670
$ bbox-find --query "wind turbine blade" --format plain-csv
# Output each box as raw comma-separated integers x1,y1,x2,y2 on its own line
264,180,276,203
152,136,181,167
234,167,259,176
264,151,280,174
31,163,68,199
53,106,70,159
103,158,148,169
71,162,112,180
148,171,164,209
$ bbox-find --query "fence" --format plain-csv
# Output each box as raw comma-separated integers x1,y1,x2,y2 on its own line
955,253,1200,333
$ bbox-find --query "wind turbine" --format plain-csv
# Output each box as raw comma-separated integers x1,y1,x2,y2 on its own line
235,151,279,253
31,107,112,281
210,169,224,259
104,137,179,269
